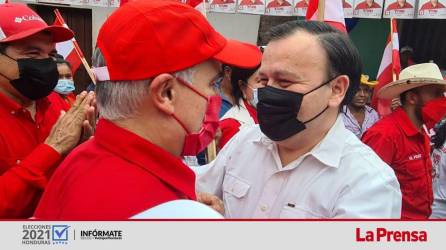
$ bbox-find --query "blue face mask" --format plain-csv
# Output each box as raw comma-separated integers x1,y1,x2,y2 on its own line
54,79,75,95
248,86,258,108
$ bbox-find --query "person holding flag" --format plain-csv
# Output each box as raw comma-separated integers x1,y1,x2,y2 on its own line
0,3,95,218
363,63,446,219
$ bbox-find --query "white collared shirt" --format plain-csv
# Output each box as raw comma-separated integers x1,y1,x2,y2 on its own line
196,116,402,218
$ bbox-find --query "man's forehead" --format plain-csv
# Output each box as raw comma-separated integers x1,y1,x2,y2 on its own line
261,33,325,75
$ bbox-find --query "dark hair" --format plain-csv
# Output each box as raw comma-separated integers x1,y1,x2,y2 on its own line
229,64,261,107
268,20,362,106
432,117,446,149
55,57,72,70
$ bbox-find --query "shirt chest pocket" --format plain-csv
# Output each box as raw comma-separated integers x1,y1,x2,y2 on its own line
279,205,326,219
222,174,250,217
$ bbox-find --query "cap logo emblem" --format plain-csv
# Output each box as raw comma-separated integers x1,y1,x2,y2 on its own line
14,15,44,24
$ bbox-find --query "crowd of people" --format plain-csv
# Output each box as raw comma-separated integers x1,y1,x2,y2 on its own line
1,0,446,219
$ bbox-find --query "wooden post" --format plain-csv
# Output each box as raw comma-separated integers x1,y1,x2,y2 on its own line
318,0,325,22
206,140,217,163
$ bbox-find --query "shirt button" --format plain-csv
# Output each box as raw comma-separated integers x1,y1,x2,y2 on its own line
16,160,21,165
36,125,40,129
260,205,268,212
10,111,15,115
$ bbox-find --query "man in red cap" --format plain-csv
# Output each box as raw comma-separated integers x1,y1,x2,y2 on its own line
0,3,95,218
34,0,261,219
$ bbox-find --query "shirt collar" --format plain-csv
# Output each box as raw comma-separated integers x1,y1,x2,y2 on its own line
0,91,51,115
254,115,348,168
393,107,419,137
94,119,196,200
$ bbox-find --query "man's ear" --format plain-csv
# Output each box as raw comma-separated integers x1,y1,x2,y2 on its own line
149,73,176,115
328,75,349,107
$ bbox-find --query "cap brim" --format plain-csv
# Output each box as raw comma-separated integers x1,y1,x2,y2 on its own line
378,78,446,99
0,25,74,43
213,39,262,69
361,81,378,87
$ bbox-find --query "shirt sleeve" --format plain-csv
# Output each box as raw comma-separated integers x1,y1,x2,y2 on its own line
333,153,402,218
0,143,61,218
218,118,241,150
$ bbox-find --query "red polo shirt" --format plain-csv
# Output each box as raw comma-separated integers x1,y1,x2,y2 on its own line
34,119,197,220
0,92,67,218
355,1,381,9
362,108,433,219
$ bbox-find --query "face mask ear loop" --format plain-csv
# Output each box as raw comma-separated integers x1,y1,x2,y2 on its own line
303,105,330,125
303,75,339,96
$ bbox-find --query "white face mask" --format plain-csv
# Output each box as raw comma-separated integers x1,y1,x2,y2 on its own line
247,85,258,108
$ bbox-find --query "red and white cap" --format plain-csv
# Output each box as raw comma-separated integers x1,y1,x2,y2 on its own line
93,0,262,82
0,3,73,43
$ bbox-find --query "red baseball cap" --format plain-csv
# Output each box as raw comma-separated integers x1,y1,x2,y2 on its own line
0,3,73,43
94,0,262,81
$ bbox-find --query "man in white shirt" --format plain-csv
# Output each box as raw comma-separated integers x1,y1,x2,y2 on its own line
196,21,402,218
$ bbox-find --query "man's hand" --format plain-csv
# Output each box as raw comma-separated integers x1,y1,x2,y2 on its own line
391,97,401,111
45,91,95,155
80,94,97,142
197,192,224,215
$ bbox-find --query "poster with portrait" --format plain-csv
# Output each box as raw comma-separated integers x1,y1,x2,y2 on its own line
293,0,309,16
383,0,415,18
418,0,446,19
237,0,266,14
210,0,237,13
265,0,293,16
109,0,120,7
343,0,354,18
353,0,384,18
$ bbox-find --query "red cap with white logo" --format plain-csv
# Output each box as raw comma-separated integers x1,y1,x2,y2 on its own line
0,3,73,43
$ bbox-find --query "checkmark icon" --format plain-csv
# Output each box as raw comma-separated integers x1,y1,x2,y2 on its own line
52,225,70,241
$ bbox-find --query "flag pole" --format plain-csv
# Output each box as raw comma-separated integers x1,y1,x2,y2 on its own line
390,18,396,82
317,0,325,21
54,9,96,85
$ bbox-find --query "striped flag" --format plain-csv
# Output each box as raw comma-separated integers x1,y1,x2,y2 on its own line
185,0,207,16
53,10,82,73
305,0,346,33
53,9,95,84
371,19,401,117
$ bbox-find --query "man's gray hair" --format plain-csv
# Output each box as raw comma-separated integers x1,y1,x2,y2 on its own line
93,48,194,121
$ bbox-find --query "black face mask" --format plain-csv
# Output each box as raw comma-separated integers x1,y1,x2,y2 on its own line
257,77,336,141
0,54,59,100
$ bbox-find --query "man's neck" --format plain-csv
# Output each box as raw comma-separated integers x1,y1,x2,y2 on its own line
277,112,338,166
348,104,365,113
0,85,33,107
402,105,423,130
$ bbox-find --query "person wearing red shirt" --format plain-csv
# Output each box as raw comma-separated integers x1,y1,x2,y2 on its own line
218,65,263,150
34,0,262,220
295,0,308,8
54,58,76,107
386,0,413,10
363,63,446,219
267,0,292,8
0,3,95,219
355,0,381,9
239,0,264,5
421,0,446,10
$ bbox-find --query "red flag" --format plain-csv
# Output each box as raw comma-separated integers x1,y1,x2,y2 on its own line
53,10,82,74
372,19,401,117
305,0,347,33
185,0,207,15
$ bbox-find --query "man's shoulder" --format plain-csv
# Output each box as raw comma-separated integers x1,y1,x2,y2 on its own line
341,136,399,182
364,113,400,135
